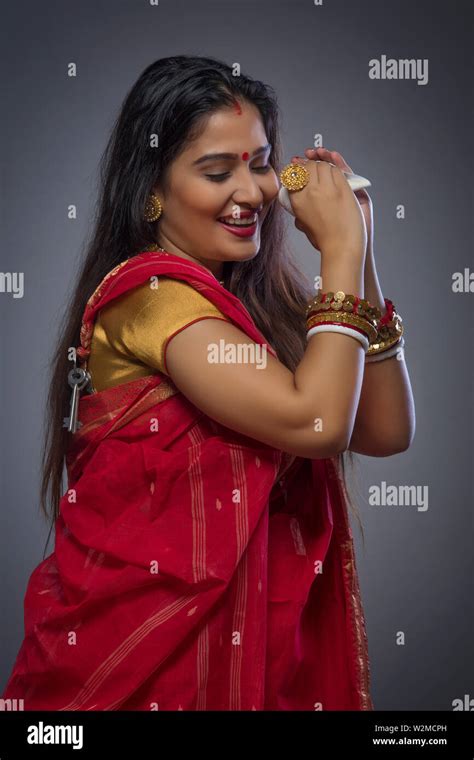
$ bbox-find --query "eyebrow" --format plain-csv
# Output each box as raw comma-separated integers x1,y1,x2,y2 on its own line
192,143,272,166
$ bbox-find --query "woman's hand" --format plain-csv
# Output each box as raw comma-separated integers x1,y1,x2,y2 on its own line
287,155,367,261
303,147,374,253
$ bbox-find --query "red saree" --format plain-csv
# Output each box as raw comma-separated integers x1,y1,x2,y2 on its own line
2,250,373,711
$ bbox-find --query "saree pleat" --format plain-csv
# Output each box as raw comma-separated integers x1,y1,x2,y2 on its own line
2,250,373,710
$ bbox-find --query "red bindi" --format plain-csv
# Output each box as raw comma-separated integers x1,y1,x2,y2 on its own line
241,151,249,161
233,100,242,115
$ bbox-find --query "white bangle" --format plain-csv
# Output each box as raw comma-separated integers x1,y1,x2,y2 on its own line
365,336,405,363
306,323,370,352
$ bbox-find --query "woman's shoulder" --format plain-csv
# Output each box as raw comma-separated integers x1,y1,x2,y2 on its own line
99,275,227,329
95,275,231,372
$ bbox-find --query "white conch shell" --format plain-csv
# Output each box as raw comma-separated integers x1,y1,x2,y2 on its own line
278,165,371,217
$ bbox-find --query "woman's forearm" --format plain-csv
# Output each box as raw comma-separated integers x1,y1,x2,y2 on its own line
292,253,367,454
349,245,416,454
363,242,385,311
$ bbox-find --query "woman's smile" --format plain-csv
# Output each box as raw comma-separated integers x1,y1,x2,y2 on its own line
217,218,258,237
217,209,259,237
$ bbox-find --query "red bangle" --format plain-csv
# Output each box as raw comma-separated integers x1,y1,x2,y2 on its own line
379,298,395,326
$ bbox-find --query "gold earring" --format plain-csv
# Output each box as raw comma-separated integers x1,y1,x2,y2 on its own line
144,193,163,222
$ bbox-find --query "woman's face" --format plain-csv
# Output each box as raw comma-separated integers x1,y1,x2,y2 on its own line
153,100,279,279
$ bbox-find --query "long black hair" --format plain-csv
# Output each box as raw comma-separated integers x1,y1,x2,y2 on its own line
40,55,363,555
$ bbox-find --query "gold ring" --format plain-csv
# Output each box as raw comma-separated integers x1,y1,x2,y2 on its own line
279,162,310,191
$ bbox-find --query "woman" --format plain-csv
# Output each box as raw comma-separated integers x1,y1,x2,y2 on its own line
2,55,415,711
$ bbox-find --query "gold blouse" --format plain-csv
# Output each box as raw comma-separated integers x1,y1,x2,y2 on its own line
88,276,230,392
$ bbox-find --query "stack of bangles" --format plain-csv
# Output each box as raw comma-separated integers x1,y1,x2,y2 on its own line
305,291,405,362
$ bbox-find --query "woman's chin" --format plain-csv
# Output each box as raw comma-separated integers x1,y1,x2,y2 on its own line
221,242,260,262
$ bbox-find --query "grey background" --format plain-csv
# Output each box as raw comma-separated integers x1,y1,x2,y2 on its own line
1,0,472,710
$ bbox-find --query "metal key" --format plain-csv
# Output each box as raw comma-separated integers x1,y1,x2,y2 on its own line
63,367,92,433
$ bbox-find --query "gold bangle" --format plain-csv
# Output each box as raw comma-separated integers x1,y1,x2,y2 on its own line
367,323,404,355
367,311,404,354
306,290,382,323
306,312,379,343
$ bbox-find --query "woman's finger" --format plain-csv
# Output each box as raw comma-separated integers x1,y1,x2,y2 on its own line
325,148,353,174
305,147,353,174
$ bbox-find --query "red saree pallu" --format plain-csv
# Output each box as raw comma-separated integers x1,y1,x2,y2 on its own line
2,250,373,711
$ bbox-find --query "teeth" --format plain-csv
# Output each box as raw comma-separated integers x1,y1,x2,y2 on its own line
219,214,257,226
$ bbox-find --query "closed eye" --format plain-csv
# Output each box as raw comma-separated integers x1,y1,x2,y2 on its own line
206,165,272,182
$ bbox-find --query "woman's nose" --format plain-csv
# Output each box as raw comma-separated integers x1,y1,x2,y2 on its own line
233,170,265,205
